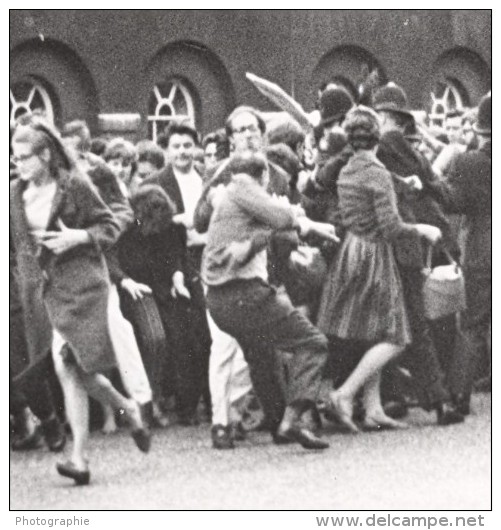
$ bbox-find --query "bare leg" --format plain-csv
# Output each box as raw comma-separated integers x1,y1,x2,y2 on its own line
330,342,403,431
79,371,144,432
51,351,89,470
362,373,408,429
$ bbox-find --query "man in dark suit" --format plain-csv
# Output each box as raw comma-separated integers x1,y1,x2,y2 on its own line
143,123,212,425
424,94,491,414
373,83,464,426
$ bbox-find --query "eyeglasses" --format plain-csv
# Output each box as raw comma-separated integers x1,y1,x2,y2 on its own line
12,151,38,164
232,124,260,135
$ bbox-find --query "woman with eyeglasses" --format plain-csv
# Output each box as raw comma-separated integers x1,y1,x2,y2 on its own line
10,117,150,486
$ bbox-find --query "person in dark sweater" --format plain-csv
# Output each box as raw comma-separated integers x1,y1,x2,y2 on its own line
118,184,209,426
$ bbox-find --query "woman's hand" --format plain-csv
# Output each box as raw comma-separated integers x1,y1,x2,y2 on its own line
39,219,91,255
120,278,152,300
415,224,442,244
171,271,191,300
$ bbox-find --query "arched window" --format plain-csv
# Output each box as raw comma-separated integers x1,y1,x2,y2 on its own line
429,78,468,127
10,80,54,125
147,79,195,141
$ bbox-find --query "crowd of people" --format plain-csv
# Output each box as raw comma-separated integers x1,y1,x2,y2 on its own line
9,78,491,486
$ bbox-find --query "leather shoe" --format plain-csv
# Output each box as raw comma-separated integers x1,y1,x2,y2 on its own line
383,400,409,420
230,421,247,441
453,393,471,416
41,416,66,452
132,428,152,453
11,429,43,451
436,402,464,426
56,460,90,486
276,424,329,450
211,425,234,450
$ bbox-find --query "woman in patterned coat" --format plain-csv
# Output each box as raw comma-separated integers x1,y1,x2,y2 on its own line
318,107,442,431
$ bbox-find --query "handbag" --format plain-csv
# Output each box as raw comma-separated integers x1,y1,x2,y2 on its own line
422,245,466,320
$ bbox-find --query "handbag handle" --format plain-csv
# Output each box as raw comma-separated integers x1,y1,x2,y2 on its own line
426,243,460,272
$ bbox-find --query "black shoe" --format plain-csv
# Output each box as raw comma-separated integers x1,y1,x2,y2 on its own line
211,425,234,450
453,393,471,416
230,421,247,441
436,402,465,426
177,412,200,426
11,429,43,451
41,416,67,452
301,407,323,434
56,460,90,486
276,424,329,450
132,428,152,453
383,401,409,420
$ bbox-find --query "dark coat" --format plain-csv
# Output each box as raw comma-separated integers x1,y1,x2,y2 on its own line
377,130,459,268
10,169,121,374
424,143,491,271
142,164,204,278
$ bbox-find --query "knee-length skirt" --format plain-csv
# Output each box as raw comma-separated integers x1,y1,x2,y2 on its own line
316,232,412,346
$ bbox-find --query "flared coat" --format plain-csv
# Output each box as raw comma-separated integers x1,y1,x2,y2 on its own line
10,168,121,374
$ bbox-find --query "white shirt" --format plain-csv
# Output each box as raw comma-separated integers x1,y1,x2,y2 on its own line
173,167,203,224
23,181,58,232
173,166,205,246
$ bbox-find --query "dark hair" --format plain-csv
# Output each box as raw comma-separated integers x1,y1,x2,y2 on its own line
227,152,267,182
202,128,230,161
90,136,108,157
344,106,380,151
225,106,266,138
136,140,165,170
379,109,411,130
267,118,305,152
130,184,177,235
103,137,137,164
163,122,199,148
265,143,301,180
61,120,91,152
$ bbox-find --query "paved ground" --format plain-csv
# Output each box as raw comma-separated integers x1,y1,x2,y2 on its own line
10,393,491,510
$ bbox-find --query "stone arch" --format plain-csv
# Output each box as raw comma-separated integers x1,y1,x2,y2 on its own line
140,40,236,138
10,38,100,132
425,46,491,122
312,45,387,102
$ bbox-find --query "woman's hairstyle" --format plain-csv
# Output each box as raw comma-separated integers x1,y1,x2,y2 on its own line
12,116,75,174
103,137,137,164
90,136,108,158
227,151,267,182
265,143,301,179
202,128,230,161
61,120,91,152
129,184,177,235
267,118,306,152
343,106,381,151
136,140,165,170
